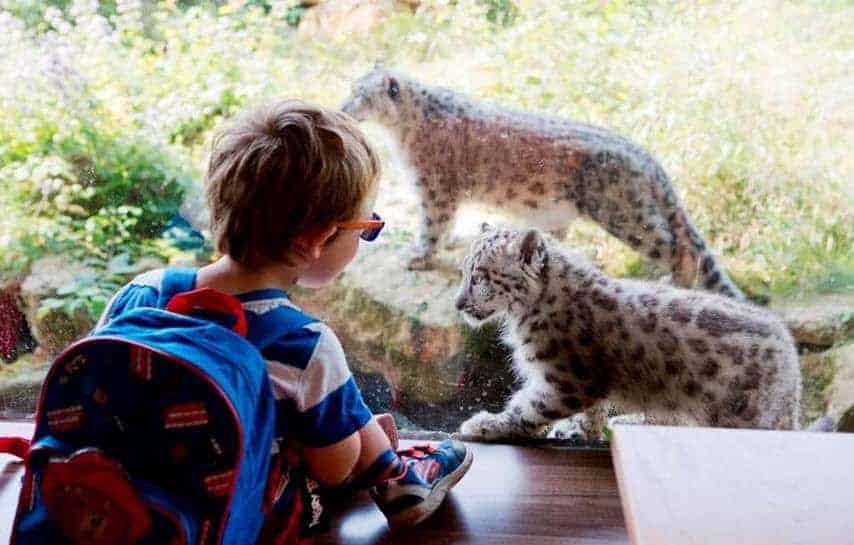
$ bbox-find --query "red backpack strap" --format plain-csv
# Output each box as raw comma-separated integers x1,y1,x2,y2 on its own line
0,437,30,460
166,288,248,337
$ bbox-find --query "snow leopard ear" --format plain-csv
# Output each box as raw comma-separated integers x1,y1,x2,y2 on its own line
480,222,493,233
519,229,546,268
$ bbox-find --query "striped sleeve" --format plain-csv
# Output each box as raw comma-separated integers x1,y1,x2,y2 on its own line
266,322,372,447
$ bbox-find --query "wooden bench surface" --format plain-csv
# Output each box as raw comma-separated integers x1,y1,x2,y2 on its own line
0,421,628,544
611,425,854,545
318,441,627,545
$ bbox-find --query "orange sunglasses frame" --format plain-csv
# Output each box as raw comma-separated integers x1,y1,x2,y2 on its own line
337,212,385,241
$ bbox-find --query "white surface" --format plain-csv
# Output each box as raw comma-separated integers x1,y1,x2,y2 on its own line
612,425,854,545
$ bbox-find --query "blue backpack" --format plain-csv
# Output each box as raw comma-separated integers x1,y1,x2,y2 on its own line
7,269,281,545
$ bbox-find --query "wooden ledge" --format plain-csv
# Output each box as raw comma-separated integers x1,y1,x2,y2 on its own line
0,422,627,545
318,441,626,544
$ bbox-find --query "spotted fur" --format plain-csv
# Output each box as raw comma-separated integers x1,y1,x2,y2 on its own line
454,225,800,441
342,65,744,299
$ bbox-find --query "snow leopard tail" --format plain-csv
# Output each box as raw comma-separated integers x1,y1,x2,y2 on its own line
668,206,745,300
654,165,745,300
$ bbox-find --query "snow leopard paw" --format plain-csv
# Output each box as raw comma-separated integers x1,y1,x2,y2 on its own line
458,411,520,442
547,416,592,441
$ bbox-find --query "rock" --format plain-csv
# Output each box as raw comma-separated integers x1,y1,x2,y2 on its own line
291,233,515,432
0,355,48,417
20,256,98,359
799,342,854,429
297,0,416,39
838,406,854,433
17,254,170,361
826,343,854,426
799,349,836,428
771,293,854,348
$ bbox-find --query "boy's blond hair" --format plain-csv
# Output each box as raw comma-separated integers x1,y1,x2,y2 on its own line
205,100,381,267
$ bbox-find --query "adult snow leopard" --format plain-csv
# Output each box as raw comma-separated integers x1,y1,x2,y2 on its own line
341,65,744,299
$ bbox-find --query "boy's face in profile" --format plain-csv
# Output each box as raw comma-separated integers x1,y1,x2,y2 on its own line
296,193,379,289
296,223,363,288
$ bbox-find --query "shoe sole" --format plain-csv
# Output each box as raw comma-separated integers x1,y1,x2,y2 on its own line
387,446,474,530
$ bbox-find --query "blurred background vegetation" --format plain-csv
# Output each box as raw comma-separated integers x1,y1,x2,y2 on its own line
0,0,851,324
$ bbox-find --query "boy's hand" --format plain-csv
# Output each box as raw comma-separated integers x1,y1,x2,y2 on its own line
375,413,399,451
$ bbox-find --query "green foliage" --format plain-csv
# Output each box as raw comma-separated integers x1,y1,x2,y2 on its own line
284,3,307,27
479,0,519,27
1,0,72,29
38,268,121,323
170,88,242,146
0,127,189,272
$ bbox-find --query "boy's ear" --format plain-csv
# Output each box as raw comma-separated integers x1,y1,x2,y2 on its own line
293,225,338,260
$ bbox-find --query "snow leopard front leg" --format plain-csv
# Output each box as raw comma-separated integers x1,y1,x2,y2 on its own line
408,176,459,270
459,381,592,442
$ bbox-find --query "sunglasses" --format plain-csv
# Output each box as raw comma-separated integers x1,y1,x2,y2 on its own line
337,212,385,242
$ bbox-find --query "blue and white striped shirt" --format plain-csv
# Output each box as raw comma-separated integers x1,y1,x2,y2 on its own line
95,268,373,447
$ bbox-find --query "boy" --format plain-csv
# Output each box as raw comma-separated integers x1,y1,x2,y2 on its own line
95,100,472,537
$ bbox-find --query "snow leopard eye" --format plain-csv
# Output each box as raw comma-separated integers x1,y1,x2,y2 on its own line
388,78,399,100
471,270,491,287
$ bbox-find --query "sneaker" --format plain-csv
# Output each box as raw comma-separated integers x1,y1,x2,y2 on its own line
370,440,473,529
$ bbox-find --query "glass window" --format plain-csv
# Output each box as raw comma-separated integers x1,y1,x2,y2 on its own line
1,0,851,436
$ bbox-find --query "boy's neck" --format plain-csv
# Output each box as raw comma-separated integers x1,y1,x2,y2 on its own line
196,255,300,295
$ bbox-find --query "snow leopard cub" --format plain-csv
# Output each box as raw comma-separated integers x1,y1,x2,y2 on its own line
341,65,744,299
455,225,801,441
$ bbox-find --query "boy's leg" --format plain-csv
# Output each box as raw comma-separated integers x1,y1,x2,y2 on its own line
350,417,405,485
370,440,472,530
349,416,473,530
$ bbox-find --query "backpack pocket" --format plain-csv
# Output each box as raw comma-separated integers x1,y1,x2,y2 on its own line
13,441,201,545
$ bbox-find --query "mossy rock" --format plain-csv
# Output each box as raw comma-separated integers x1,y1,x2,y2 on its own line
772,293,854,348
799,349,837,428
20,256,99,359
837,406,854,433
799,342,854,429
826,343,854,426
19,254,167,360
0,354,49,417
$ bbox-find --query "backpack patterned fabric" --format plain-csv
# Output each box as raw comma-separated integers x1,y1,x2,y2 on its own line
7,269,283,545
